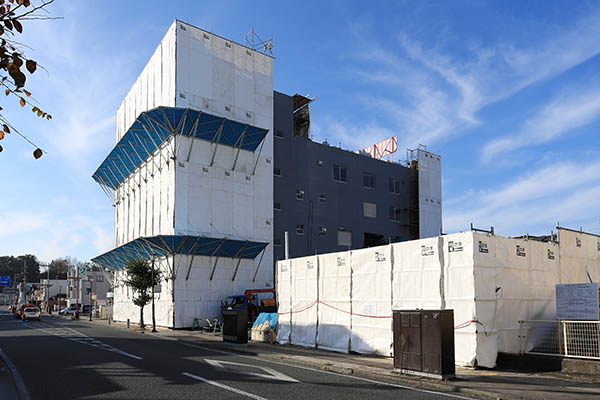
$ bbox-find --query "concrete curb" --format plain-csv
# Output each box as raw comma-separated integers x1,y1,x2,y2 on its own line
254,352,520,400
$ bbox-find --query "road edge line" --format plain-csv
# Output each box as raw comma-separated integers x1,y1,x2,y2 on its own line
0,347,31,400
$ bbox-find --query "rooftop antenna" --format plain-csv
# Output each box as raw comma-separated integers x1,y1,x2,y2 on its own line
245,27,273,55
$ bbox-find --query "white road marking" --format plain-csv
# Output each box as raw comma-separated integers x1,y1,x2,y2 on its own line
25,321,143,360
204,359,300,383
0,347,32,400
176,341,472,400
182,372,269,400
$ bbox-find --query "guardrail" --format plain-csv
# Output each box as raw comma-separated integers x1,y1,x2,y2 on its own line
519,320,600,360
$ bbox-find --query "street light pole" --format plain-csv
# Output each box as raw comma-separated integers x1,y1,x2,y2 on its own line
151,254,157,333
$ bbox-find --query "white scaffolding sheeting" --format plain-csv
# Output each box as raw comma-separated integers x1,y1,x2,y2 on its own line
290,256,318,347
276,229,600,368
316,252,351,353
350,246,393,356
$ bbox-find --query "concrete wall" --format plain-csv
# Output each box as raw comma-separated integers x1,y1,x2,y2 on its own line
273,91,419,263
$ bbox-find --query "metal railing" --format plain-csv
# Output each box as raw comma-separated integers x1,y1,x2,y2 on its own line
519,320,600,360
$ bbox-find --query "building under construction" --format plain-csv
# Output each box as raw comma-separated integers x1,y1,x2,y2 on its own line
90,20,442,328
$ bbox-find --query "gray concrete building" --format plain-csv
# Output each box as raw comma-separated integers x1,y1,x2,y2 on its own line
272,91,442,262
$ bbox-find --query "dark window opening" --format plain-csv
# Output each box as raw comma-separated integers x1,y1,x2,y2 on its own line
319,193,326,203
274,202,281,211
389,206,406,222
296,189,305,200
333,164,347,183
363,232,386,248
274,167,281,177
274,238,282,246
363,173,375,189
296,224,304,235
389,178,403,194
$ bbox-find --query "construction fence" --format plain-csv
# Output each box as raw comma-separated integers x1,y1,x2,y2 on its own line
519,320,600,360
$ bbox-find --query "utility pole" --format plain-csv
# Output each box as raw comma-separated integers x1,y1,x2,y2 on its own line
74,266,80,320
151,254,157,333
89,277,93,322
58,286,61,313
22,259,26,302
46,265,50,313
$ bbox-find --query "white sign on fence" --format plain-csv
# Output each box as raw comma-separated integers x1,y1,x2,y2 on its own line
556,283,599,320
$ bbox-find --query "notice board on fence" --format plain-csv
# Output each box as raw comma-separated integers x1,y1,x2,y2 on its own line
556,283,599,320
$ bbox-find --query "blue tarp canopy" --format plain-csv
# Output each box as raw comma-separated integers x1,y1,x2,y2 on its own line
92,107,269,190
91,235,268,270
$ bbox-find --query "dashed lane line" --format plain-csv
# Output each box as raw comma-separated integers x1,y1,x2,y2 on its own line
24,321,142,360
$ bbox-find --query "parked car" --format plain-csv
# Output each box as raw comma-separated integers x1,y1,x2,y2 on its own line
59,305,82,316
21,306,41,321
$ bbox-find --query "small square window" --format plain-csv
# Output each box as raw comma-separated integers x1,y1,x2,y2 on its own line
96,276,104,283
274,167,281,177
363,172,375,189
275,130,284,138
333,164,347,183
274,238,282,246
363,202,377,218
296,189,305,200
338,229,352,247
389,178,402,194
389,206,403,221
274,201,281,211
318,193,326,203
296,224,304,235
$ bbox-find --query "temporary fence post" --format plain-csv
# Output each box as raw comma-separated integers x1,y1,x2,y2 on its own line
562,322,568,356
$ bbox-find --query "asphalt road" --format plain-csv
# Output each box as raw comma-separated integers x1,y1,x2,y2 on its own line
0,308,476,400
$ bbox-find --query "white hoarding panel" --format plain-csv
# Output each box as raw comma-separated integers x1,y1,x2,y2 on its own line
290,256,318,347
276,259,292,344
350,246,393,356
558,228,600,284
316,251,351,353
556,283,599,320
392,237,441,311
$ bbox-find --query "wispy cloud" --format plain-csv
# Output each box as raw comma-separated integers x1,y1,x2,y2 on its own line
481,86,600,161
318,9,600,152
444,159,600,234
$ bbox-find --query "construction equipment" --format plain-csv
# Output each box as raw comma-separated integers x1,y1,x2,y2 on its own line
221,289,276,324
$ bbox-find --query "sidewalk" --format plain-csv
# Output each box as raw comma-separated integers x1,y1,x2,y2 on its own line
79,317,600,400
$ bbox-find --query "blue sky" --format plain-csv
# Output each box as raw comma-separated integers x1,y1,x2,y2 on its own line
0,0,599,262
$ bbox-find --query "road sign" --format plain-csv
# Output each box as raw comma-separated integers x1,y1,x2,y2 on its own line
0,276,11,286
78,267,87,276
